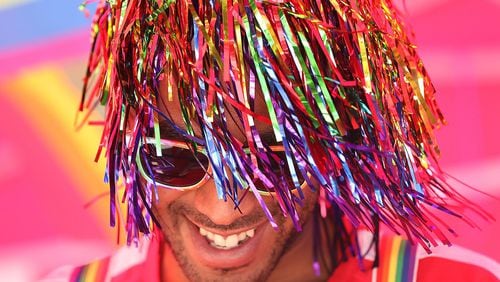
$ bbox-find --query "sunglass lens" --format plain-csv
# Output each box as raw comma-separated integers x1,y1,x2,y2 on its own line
140,145,209,188
255,151,305,193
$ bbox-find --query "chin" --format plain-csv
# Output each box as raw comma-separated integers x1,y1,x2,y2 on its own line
188,263,272,282
160,214,293,282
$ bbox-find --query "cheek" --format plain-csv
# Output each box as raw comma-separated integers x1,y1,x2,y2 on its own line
301,187,319,211
290,186,319,224
152,189,186,223
260,185,319,228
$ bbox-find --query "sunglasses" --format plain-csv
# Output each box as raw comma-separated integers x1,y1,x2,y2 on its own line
135,137,306,194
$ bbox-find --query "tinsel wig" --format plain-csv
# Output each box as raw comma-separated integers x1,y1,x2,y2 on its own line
80,0,481,260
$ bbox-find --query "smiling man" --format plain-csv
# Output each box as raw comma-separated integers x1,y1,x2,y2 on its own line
148,90,326,281
45,0,499,281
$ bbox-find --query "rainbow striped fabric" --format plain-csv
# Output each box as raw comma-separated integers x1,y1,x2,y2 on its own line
70,257,110,282
375,235,418,282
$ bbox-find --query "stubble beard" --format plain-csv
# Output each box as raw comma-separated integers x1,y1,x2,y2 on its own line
158,201,300,282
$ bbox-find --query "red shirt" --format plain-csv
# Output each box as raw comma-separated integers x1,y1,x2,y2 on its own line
42,231,499,282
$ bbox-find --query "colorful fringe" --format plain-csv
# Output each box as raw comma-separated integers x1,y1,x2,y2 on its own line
79,0,482,261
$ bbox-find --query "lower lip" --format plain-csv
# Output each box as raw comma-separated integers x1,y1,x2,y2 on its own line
185,218,266,269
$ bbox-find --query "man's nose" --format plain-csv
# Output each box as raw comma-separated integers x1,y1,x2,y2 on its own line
192,176,258,226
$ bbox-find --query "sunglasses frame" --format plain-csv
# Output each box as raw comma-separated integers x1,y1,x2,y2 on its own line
136,138,212,191
135,137,308,195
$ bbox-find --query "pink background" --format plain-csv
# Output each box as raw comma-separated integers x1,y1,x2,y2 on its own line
0,0,499,280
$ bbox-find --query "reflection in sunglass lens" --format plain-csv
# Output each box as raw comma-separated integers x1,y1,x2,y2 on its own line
139,144,209,188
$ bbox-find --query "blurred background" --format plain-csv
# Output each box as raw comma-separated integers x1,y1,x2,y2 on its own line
0,0,499,280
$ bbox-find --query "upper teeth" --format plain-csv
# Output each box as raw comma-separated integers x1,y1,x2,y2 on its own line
199,227,255,249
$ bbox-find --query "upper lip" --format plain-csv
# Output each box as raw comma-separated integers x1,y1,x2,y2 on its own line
184,214,265,236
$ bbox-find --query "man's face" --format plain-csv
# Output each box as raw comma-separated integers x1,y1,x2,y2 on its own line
150,81,319,281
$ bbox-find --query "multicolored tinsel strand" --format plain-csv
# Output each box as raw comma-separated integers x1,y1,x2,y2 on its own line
80,0,483,260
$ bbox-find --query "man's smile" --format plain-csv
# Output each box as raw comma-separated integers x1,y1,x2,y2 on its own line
183,214,270,269
199,226,255,249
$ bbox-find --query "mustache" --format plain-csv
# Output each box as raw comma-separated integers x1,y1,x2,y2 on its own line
170,202,282,231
